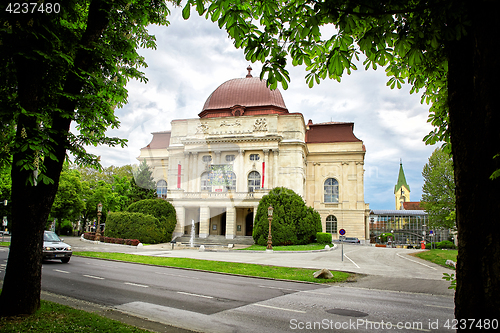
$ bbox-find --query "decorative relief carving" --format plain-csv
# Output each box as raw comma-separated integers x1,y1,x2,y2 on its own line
253,118,268,132
196,123,209,134
220,120,241,127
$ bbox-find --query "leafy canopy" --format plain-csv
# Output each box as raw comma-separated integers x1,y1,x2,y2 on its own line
0,0,172,183
183,0,467,151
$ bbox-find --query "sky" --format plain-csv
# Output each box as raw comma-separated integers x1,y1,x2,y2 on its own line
83,6,439,211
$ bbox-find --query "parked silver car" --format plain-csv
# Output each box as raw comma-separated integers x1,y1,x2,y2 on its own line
43,231,72,263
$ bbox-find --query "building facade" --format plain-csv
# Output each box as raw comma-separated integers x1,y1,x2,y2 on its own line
138,67,370,241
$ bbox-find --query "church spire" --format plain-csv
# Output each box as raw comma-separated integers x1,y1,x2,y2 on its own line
394,161,410,194
395,161,410,210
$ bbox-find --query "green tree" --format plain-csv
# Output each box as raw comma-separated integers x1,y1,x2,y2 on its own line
421,147,455,230
253,187,321,246
184,0,500,321
130,160,157,202
49,166,85,235
0,0,171,315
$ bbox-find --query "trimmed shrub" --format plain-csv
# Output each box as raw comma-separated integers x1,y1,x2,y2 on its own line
105,211,167,244
316,232,332,244
126,199,177,242
252,187,322,246
426,240,456,249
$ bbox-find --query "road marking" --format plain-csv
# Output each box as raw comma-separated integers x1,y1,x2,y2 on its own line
124,282,149,288
53,269,70,274
396,253,437,270
253,303,307,313
155,272,200,280
343,253,360,268
177,291,213,299
423,304,454,310
83,274,105,280
258,285,301,292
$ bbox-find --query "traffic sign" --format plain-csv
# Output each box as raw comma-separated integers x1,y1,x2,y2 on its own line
339,228,346,236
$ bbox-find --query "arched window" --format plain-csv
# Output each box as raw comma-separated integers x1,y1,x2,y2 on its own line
324,178,339,203
156,180,167,198
201,171,237,192
248,171,261,192
326,215,337,234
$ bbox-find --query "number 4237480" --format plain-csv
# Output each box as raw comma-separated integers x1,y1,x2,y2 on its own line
5,3,60,14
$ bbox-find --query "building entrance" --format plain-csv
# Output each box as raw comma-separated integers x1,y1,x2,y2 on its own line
245,212,253,236
220,212,226,236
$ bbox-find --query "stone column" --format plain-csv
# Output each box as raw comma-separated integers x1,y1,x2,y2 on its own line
192,152,199,192
225,206,236,239
199,206,210,238
238,149,245,192
173,205,185,238
215,151,221,164
273,149,279,189
263,149,269,189
185,152,191,192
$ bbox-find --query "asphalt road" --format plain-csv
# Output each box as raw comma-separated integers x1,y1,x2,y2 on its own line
0,247,455,332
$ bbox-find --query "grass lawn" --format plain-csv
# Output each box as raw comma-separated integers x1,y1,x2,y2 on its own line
0,299,150,333
74,251,352,284
240,243,333,251
412,249,458,269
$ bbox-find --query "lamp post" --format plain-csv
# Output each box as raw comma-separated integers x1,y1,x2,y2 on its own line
96,202,103,241
266,205,273,251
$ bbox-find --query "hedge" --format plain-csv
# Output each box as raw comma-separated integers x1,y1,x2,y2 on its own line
316,232,332,244
83,233,140,246
105,212,168,244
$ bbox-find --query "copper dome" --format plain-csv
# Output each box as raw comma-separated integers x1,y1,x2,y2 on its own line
199,68,288,118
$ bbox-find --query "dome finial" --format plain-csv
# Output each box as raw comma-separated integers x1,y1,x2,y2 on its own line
246,65,252,78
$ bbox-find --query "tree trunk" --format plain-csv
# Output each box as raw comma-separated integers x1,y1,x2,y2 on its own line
450,1,500,325
0,0,112,316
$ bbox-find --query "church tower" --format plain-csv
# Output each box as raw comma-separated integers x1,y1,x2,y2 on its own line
394,161,410,210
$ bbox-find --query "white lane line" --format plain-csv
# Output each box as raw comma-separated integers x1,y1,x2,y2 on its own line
343,253,360,268
83,274,105,280
253,303,307,313
396,253,437,270
53,269,70,274
258,285,302,292
155,272,200,280
423,304,454,310
177,291,213,299
124,282,149,288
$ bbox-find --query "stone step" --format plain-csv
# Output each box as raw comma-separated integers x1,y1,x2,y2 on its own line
173,235,254,246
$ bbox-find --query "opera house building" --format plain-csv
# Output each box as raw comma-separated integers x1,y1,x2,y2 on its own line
138,67,370,242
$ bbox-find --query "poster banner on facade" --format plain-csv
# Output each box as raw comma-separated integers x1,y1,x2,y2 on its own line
208,165,233,191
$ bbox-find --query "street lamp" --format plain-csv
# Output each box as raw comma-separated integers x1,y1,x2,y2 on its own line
267,205,273,251
96,202,103,241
